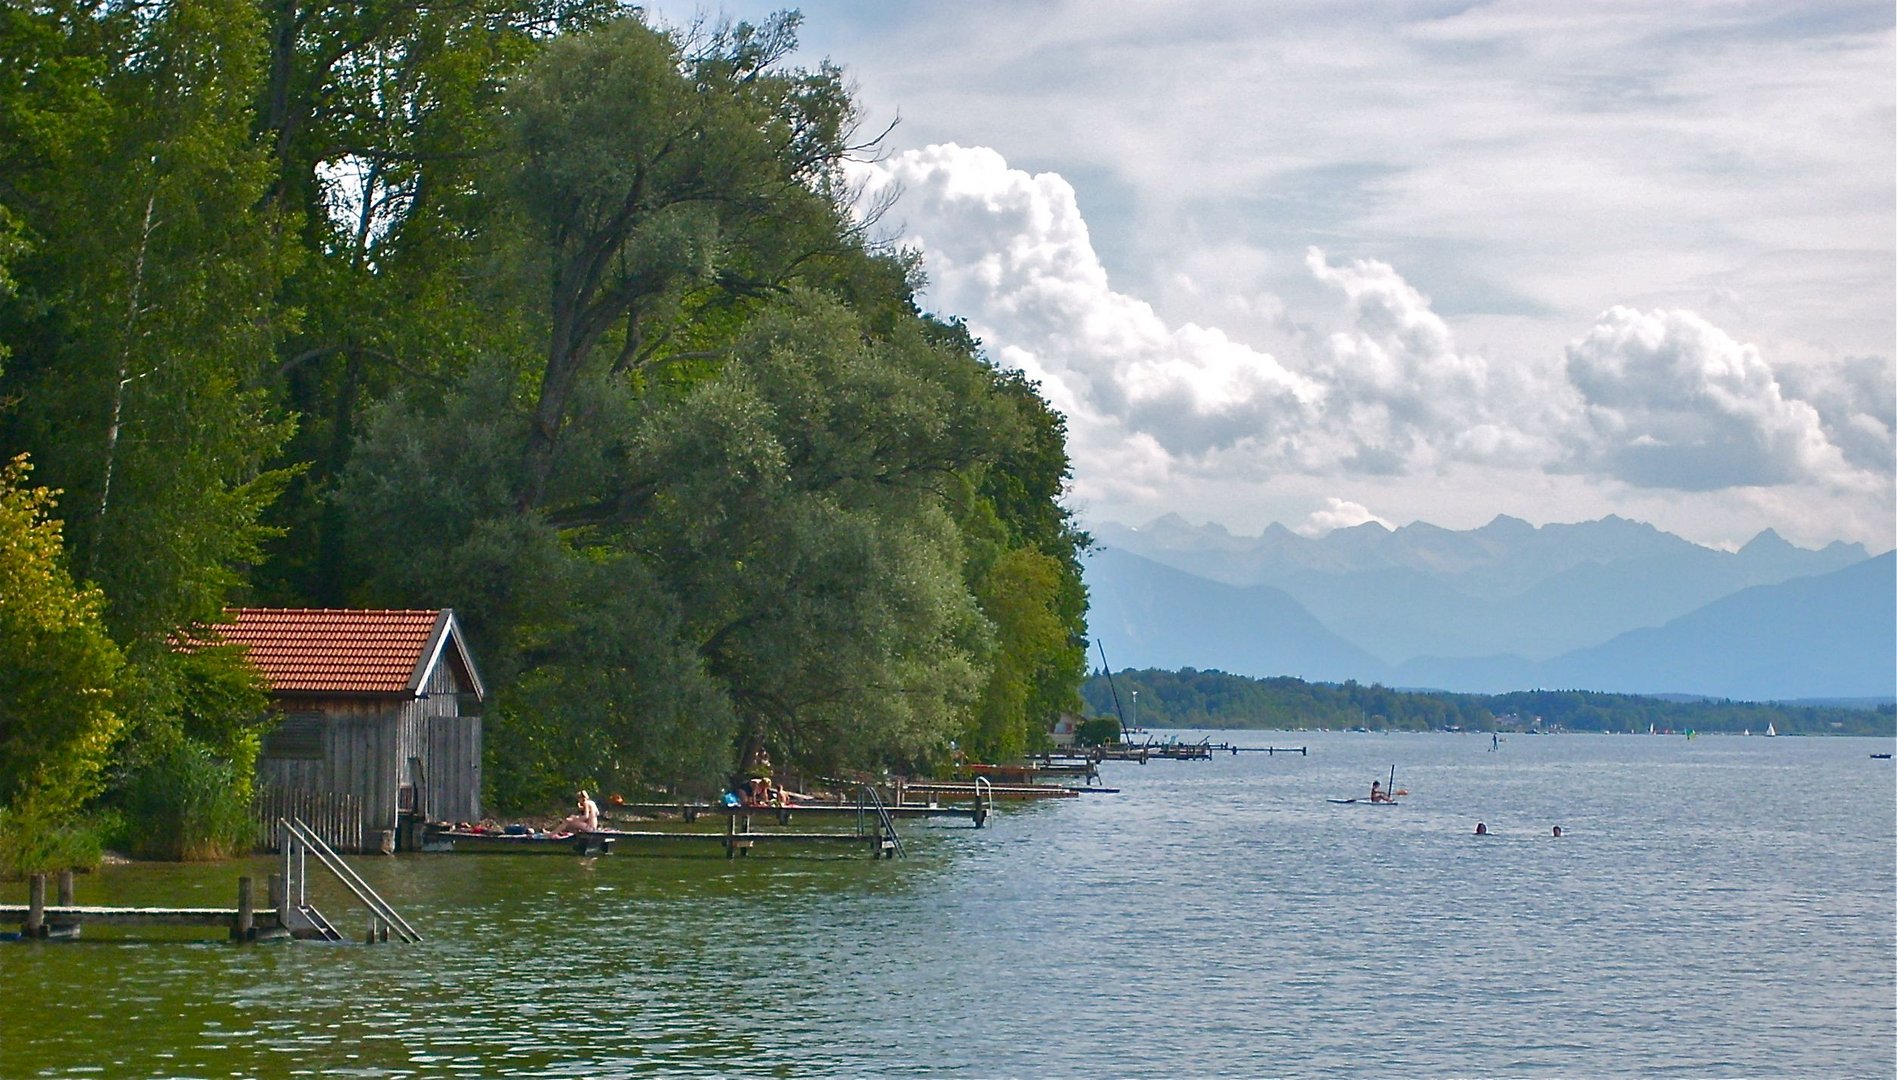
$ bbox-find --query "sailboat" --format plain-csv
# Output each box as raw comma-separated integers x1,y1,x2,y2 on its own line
1765,722,1777,737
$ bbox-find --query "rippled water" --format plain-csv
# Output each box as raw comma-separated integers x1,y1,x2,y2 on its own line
3,732,1893,1078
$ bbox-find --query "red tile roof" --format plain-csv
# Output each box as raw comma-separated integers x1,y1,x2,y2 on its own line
214,608,450,694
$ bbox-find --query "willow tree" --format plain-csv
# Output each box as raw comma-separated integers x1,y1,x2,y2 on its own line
252,0,619,603
337,13,1090,802
503,13,860,513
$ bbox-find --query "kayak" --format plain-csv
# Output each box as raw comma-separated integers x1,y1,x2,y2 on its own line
1328,798,1402,805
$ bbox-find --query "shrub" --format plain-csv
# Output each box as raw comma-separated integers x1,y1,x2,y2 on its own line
114,740,253,860
0,804,107,879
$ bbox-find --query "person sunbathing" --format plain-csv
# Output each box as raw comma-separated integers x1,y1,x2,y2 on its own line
553,789,600,835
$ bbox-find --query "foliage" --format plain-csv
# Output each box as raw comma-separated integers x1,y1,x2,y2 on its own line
0,6,1092,836
1082,668,1897,737
0,456,124,838
112,738,255,860
1074,716,1121,748
0,804,106,880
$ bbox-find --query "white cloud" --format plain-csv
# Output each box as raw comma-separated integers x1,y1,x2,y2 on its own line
1562,307,1865,492
1303,248,1570,473
661,1,1894,547
1296,498,1393,538
854,145,1323,462
852,143,1894,548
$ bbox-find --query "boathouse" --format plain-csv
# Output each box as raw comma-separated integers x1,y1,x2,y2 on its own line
1049,711,1083,749
217,608,484,854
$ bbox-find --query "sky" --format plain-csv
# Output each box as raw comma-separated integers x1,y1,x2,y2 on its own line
650,1,1895,552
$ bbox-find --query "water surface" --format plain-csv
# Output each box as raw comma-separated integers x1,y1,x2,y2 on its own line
3,732,1892,1077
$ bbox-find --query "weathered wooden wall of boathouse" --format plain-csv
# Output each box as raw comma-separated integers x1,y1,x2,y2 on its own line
226,608,486,854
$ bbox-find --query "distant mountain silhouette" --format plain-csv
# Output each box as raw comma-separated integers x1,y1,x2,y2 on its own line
1082,521,1894,701
1528,551,1896,700
1084,546,1383,684
1090,515,1871,663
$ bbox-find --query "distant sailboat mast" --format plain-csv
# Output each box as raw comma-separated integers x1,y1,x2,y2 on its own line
1096,640,1135,734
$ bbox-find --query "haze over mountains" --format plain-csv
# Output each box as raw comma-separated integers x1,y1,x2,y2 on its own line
1084,515,1895,702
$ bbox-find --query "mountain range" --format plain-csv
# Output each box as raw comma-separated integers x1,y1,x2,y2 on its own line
1084,515,1895,701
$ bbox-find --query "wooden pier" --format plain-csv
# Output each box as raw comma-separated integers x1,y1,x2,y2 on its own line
423,785,930,860
610,800,988,825
896,780,1081,801
419,828,615,855
9,820,421,945
4,870,283,942
963,758,1099,784
1092,741,1307,761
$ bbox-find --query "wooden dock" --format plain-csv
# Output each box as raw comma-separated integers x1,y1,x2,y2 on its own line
610,801,987,825
419,828,614,855
4,871,282,942
896,780,1080,801
962,759,1099,784
1093,741,1307,761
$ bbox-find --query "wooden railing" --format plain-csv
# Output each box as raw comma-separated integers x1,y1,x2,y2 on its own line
253,788,362,853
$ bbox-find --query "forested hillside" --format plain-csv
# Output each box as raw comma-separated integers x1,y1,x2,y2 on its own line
0,3,1087,867
1083,669,1896,737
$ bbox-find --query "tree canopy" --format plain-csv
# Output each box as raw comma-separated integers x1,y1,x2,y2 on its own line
0,5,1091,834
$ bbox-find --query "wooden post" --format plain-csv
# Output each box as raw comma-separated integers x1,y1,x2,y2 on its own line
234,876,254,941
269,871,287,928
57,870,75,906
26,873,46,937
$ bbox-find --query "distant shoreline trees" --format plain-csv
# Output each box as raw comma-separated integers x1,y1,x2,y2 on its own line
1083,668,1896,738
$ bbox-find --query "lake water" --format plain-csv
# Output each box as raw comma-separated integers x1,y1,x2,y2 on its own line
3,731,1893,1078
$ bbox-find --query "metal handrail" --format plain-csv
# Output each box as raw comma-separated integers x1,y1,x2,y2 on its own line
281,818,422,942
973,775,994,824
853,784,905,859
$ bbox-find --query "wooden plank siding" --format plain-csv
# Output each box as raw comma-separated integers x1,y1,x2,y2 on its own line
234,609,485,854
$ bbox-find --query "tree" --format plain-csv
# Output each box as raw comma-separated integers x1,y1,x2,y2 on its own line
252,0,617,604
0,2,295,855
0,456,124,873
502,14,860,513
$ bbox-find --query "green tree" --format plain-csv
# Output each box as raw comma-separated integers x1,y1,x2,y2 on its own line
0,456,124,873
501,14,860,513
0,2,294,855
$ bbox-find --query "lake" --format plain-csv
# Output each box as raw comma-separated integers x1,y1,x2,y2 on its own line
3,731,1893,1078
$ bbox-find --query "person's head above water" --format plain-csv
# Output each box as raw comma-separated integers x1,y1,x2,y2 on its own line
1475,822,1488,835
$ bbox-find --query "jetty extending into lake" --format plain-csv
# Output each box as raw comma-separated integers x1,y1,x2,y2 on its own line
3,871,281,942
7,819,419,946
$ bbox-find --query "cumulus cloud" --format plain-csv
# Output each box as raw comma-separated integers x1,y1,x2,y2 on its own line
1562,308,1862,491
1303,249,1570,474
1773,353,1897,478
854,145,1575,483
853,144,1321,461
851,143,1891,534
